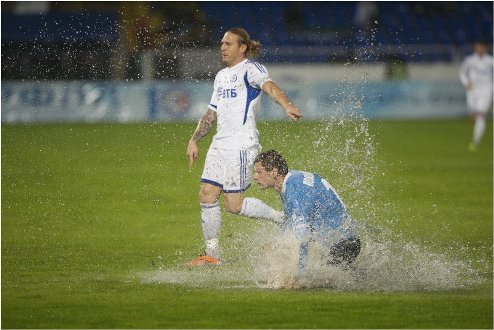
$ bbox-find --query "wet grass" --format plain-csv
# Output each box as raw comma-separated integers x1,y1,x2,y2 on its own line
2,119,492,328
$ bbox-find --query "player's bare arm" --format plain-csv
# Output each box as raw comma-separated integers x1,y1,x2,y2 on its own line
262,80,302,121
187,109,217,169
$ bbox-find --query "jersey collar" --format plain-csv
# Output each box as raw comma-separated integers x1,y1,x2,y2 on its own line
227,59,248,71
281,171,292,195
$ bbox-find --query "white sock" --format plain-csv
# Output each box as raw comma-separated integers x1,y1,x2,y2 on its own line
239,197,285,223
201,202,221,258
205,238,219,259
473,117,486,145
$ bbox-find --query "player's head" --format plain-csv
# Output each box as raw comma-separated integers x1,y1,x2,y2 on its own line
221,27,261,66
253,150,288,190
473,38,489,56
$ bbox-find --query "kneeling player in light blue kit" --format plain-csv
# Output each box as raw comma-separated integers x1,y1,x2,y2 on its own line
253,150,361,274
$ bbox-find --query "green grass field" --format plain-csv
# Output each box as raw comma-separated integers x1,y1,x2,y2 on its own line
2,119,492,328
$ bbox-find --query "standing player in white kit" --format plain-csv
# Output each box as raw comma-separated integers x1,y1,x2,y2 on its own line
186,27,302,265
459,39,493,151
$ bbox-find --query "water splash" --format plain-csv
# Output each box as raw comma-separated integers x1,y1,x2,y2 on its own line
140,220,484,291
139,84,485,291
243,223,484,290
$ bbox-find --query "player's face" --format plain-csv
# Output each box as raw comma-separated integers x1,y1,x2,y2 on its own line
253,163,277,190
474,42,487,56
220,32,247,67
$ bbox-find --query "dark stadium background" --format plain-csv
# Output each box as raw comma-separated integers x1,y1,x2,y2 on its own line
2,1,492,81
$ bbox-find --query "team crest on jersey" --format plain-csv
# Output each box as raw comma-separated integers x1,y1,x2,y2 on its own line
230,74,238,82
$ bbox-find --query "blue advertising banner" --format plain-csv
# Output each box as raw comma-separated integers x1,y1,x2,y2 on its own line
1,80,467,123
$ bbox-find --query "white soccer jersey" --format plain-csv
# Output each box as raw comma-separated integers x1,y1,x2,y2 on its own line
459,53,493,92
208,59,272,150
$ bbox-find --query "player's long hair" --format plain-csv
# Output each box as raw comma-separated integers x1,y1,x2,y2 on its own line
227,27,261,58
255,150,288,176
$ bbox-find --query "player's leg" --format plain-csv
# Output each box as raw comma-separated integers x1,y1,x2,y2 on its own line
195,148,224,262
468,90,491,150
223,192,283,223
199,183,222,259
471,112,487,148
239,196,285,223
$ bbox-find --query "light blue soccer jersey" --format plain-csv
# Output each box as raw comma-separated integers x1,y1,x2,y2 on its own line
279,170,358,272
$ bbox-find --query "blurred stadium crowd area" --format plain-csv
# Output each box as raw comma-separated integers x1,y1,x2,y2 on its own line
1,1,492,80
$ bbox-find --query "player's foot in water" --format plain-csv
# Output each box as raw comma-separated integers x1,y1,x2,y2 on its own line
186,254,221,267
468,142,478,152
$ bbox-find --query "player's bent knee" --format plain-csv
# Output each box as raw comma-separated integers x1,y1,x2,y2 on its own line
199,184,221,204
224,195,244,214
224,201,242,214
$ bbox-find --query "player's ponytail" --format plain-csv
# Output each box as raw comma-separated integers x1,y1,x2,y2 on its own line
227,27,262,59
247,40,262,58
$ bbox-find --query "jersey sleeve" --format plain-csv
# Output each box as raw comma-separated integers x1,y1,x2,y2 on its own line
459,57,470,87
208,75,219,111
246,61,272,89
283,178,312,274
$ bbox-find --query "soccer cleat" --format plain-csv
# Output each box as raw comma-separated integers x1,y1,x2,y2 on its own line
187,255,221,266
468,142,477,152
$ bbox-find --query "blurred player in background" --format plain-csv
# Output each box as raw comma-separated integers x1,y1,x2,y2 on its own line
186,28,302,265
459,39,493,151
253,150,361,276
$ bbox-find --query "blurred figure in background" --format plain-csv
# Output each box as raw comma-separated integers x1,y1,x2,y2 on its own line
459,39,493,151
353,1,379,40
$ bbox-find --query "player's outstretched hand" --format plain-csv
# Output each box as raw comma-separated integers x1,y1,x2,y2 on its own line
285,104,303,121
187,140,199,170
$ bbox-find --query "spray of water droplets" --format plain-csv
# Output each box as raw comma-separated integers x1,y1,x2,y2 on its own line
238,222,483,290
140,14,488,291
140,219,483,291
140,79,485,291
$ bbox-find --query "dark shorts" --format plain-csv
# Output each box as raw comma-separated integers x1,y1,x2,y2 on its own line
328,237,361,265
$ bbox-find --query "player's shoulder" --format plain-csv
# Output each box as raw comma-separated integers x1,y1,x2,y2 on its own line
283,171,307,198
215,66,229,77
245,59,268,73
288,170,327,188
464,53,476,62
286,170,310,186
287,170,304,180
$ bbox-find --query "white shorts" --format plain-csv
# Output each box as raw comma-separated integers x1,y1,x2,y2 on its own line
467,89,493,114
201,146,260,193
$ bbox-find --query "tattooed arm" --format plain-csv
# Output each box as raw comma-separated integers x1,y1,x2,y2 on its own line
187,109,217,169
